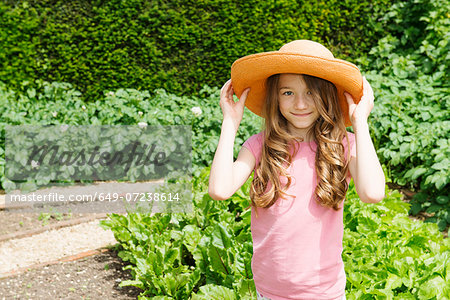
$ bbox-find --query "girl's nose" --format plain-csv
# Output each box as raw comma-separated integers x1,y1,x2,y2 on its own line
294,95,308,110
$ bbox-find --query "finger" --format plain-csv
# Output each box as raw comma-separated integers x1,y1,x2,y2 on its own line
220,79,231,96
362,77,374,105
363,77,374,96
228,84,235,101
344,92,354,105
238,88,251,104
363,77,369,91
220,80,227,93
220,80,233,104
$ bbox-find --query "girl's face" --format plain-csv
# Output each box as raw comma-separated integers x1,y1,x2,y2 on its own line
277,74,320,140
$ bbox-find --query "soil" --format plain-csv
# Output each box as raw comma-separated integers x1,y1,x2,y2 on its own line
0,182,150,299
0,210,87,236
0,248,143,299
0,206,142,299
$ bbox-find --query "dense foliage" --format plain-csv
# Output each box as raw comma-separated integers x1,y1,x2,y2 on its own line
0,0,392,101
100,168,449,299
0,80,262,192
360,0,449,230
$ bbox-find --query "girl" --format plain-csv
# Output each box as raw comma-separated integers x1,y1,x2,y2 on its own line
208,40,385,300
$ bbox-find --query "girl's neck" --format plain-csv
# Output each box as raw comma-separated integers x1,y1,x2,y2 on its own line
295,138,316,143
286,126,315,143
291,133,316,143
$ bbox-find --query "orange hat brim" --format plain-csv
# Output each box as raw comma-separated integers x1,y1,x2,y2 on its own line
231,51,363,127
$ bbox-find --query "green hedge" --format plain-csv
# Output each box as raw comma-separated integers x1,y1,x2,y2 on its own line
0,0,392,101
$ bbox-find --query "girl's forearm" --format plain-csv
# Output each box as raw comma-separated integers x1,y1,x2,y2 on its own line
353,120,386,202
208,118,238,200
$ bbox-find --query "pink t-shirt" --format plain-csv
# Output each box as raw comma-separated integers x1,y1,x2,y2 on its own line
242,131,356,300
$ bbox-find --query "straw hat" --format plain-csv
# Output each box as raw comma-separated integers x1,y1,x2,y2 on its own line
230,40,363,127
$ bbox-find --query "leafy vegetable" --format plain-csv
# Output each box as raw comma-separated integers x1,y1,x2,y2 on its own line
101,168,449,299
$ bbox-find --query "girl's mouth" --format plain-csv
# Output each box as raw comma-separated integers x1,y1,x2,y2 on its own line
292,112,311,117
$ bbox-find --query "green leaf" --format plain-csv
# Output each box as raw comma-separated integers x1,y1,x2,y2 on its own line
404,167,427,180
410,202,423,215
164,248,179,266
191,284,236,300
418,276,447,299
435,195,448,205
208,243,230,275
211,223,232,249
385,274,402,290
426,204,442,214
118,279,145,290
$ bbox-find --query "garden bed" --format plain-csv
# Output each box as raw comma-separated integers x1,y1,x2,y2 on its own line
0,248,142,299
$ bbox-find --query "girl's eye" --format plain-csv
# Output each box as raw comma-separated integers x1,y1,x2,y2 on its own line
282,91,293,96
306,91,312,95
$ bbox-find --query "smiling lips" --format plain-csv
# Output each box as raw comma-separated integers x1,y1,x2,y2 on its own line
292,112,311,117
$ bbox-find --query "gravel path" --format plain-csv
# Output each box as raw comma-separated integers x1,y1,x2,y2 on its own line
0,181,164,298
0,220,116,275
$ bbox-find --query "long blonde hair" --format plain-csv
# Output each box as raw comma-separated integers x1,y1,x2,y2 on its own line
249,73,351,214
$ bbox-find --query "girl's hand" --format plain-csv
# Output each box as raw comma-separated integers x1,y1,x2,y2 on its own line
219,79,250,130
344,76,374,128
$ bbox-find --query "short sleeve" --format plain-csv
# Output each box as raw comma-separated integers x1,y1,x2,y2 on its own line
242,132,264,171
347,132,356,158
343,132,356,179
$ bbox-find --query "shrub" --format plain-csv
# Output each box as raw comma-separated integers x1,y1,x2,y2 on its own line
0,0,393,101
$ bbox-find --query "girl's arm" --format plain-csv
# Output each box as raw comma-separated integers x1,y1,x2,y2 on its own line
208,80,254,200
345,77,386,203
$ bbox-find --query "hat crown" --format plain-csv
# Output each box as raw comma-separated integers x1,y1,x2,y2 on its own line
279,40,334,59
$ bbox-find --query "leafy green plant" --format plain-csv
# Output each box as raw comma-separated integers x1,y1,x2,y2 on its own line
343,180,449,299
0,80,262,191
100,168,255,299
38,206,66,225
366,72,449,230
359,0,449,230
100,167,449,299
